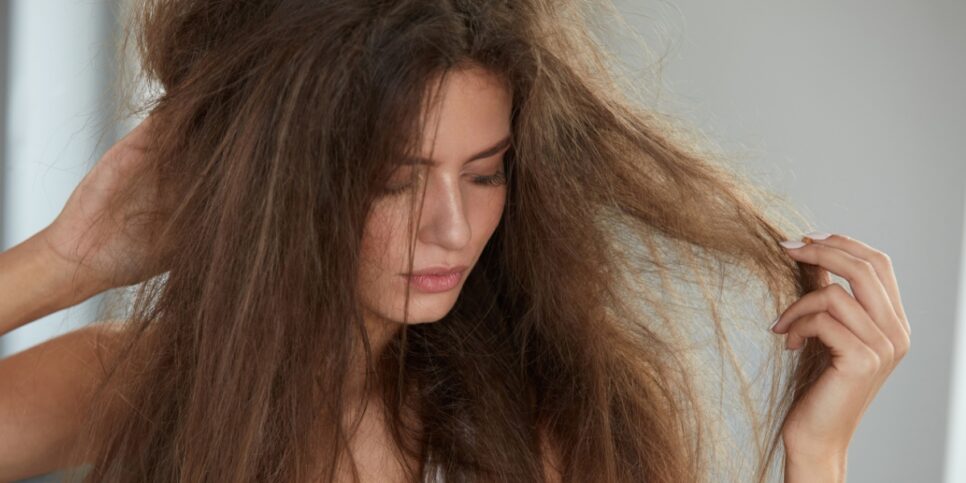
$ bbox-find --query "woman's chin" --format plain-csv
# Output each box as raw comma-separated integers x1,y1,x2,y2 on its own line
395,306,453,325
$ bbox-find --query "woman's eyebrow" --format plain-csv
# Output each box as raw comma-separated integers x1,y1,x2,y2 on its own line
402,133,512,167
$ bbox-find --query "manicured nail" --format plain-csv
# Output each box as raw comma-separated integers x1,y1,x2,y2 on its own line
769,316,781,332
804,231,832,240
779,240,807,249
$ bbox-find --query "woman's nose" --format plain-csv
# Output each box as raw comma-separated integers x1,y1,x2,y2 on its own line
416,176,472,250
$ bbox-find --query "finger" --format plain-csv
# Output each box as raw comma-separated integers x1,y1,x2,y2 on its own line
803,232,910,337
772,284,895,362
815,265,832,288
785,311,882,381
780,239,903,348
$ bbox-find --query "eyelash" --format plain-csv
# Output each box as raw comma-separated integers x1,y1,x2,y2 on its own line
382,171,507,196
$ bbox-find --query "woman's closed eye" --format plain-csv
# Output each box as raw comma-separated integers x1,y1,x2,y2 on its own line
381,169,507,196
470,170,507,187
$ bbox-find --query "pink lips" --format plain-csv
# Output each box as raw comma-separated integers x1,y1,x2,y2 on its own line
401,266,466,293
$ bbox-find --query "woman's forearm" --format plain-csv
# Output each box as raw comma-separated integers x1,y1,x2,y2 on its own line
0,229,105,338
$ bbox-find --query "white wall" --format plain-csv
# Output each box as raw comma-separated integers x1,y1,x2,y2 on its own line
948,192,966,483
1,0,116,357
608,1,965,481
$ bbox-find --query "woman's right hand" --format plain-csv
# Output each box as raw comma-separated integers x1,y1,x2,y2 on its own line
37,113,172,292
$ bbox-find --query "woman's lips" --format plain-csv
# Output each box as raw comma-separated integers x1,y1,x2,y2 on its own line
401,268,465,293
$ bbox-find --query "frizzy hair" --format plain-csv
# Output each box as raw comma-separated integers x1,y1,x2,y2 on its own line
63,0,830,481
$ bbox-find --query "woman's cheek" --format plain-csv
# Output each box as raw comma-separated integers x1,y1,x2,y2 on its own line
359,205,409,281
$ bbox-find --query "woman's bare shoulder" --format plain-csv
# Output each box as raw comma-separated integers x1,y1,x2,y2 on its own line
0,320,134,481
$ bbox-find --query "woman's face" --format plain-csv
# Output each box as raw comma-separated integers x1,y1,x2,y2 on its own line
358,66,512,326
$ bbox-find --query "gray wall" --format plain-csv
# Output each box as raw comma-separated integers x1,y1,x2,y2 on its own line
0,0,8,344
0,0,116,358
609,1,965,481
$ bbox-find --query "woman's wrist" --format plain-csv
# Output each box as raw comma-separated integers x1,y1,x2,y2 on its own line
0,229,109,337
783,447,847,483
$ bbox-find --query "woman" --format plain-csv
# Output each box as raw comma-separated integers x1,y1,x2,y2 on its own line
0,0,910,481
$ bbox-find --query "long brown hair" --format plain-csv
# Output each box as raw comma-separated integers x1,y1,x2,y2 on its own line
65,0,830,481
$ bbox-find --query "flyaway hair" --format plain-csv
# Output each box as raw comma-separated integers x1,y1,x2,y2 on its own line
63,0,830,481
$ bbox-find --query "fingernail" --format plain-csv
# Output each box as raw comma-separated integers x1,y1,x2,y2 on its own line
804,231,832,240
779,240,807,249
769,316,780,332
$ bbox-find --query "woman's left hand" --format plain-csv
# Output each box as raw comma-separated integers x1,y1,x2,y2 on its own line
770,232,911,467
